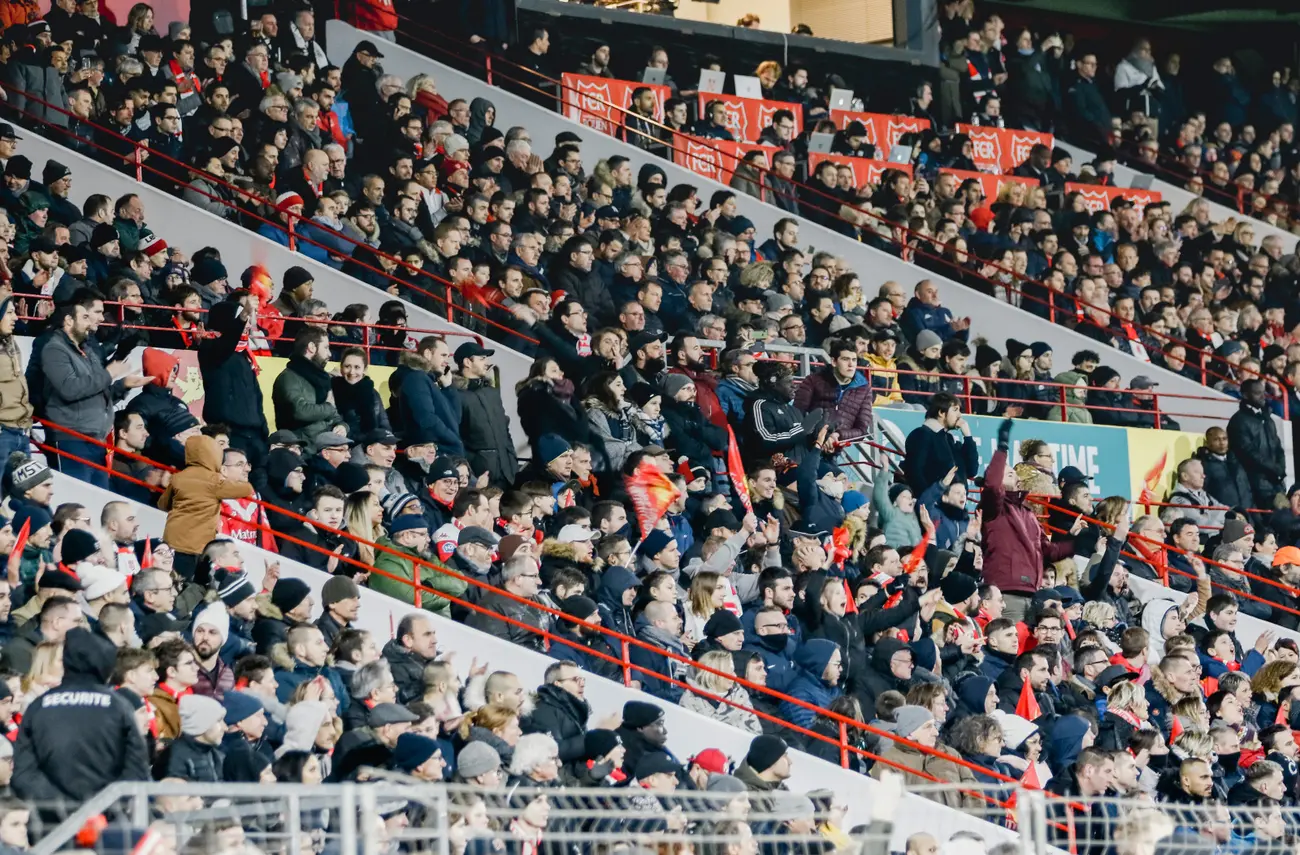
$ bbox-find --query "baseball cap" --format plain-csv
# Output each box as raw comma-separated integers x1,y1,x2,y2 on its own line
355,40,385,58
595,205,621,221
557,524,599,544
1057,466,1091,488
0,124,21,141
1274,546,1300,567
360,429,399,447
454,341,494,364
687,748,727,775
1129,375,1158,390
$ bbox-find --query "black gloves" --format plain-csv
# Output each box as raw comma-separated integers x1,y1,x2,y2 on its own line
997,418,1013,453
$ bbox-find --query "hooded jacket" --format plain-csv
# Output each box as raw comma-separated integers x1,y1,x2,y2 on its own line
13,628,150,801
779,638,842,729
158,435,256,555
596,566,638,639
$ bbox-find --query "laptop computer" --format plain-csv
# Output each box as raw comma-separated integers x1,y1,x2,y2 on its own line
697,69,725,94
642,67,666,86
887,144,913,164
733,74,762,99
808,133,835,154
829,88,854,111
1130,173,1154,190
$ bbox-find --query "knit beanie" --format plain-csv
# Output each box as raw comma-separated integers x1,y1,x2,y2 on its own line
193,601,230,644
660,373,693,400
391,733,442,772
456,741,501,778
939,571,978,605
583,729,620,760
283,266,314,294
322,575,361,607
222,690,264,725
270,578,311,615
536,433,571,464
702,610,743,639
744,734,789,773
60,529,100,566
891,705,935,739
214,568,257,608
560,595,599,621
10,457,51,496
706,773,747,794
622,700,664,729
639,529,674,561
179,694,227,737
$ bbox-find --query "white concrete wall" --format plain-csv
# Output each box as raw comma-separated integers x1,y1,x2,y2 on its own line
18,132,532,453
328,21,1239,434
52,468,1019,846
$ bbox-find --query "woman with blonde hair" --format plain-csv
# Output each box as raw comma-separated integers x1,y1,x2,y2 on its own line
1096,680,1150,750
680,651,761,734
123,3,157,52
684,572,728,644
20,642,62,710
345,490,385,570
459,703,522,767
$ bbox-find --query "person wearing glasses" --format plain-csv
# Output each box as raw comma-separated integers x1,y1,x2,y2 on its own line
467,554,547,652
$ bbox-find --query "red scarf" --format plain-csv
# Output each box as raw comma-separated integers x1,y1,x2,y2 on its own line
167,59,201,94
1109,707,1143,729
235,334,261,374
155,681,193,702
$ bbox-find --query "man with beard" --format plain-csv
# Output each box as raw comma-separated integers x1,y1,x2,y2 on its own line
151,286,205,349
666,333,725,428
620,331,666,390
272,327,345,442
190,601,234,700
42,290,147,488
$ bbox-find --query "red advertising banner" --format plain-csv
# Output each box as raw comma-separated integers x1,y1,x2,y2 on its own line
940,168,1039,201
809,152,912,189
672,133,781,185
695,93,803,144
1066,183,1163,214
561,73,670,136
955,125,1053,174
830,110,930,151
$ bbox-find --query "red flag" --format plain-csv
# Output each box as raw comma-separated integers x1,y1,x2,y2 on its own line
1020,762,1041,790
140,538,153,570
831,527,852,564
1170,714,1185,746
843,579,858,615
624,458,683,538
726,427,752,514
7,517,30,580
1016,678,1041,720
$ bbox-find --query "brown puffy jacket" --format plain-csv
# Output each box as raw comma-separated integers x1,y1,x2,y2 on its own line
158,436,254,555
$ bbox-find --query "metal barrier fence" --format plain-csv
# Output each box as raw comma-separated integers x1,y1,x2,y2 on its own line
34,777,1279,855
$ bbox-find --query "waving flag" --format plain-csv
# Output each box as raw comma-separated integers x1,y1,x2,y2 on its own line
1016,679,1041,721
625,458,683,539
6,517,29,580
726,427,752,514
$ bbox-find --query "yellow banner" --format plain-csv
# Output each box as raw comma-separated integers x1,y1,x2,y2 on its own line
1125,428,1205,512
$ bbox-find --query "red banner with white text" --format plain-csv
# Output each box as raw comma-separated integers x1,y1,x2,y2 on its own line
955,125,1053,174
695,94,803,144
561,73,670,136
809,152,911,190
939,168,1039,201
671,134,781,186
830,110,930,151
1065,183,1163,214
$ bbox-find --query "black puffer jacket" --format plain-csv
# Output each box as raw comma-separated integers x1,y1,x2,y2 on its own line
661,396,727,470
522,684,591,764
157,734,224,782
382,639,432,705
13,628,150,802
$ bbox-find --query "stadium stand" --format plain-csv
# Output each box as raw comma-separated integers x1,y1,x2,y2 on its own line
0,0,1296,852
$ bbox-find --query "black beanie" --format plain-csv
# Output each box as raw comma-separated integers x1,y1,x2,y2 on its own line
703,609,743,639
271,578,311,614
744,734,789,773
622,700,664,729
61,529,100,566
939,571,978,605
333,462,370,495
283,265,314,293
560,595,599,621
584,729,621,759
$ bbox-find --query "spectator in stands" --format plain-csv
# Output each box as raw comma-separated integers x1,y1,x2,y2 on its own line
272,327,346,443
1161,459,1227,528
467,554,549,652
1195,427,1253,514
454,342,517,487
1228,379,1286,510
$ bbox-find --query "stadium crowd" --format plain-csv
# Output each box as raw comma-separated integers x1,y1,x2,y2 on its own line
0,0,1291,852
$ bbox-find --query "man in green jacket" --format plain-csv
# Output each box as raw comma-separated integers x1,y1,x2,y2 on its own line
370,516,468,618
271,327,345,443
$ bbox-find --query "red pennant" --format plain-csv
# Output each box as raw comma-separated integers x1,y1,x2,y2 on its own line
1016,678,1042,720
726,427,752,515
1201,676,1219,697
1020,762,1041,790
1170,714,1185,746
831,527,852,564
7,517,30,579
843,579,858,615
903,530,933,574
140,538,153,570
624,459,683,539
